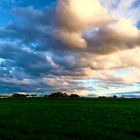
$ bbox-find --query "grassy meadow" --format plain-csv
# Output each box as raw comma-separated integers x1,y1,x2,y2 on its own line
0,97,139,140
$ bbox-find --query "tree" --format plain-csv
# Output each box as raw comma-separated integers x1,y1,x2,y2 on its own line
48,92,68,98
69,94,80,98
12,93,28,98
113,95,117,98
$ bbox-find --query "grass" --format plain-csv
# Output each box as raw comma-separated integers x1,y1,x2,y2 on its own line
0,97,139,140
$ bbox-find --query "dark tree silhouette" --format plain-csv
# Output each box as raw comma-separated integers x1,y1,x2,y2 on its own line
113,95,117,98
12,93,28,98
69,94,80,98
48,92,68,98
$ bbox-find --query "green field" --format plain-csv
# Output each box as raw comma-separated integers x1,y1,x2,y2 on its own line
0,98,139,140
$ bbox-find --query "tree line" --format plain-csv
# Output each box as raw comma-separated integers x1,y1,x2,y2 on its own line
47,92,80,98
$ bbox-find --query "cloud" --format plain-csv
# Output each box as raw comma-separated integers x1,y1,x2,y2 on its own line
55,0,140,55
79,47,140,86
0,0,140,96
55,0,111,49
100,0,140,25
54,30,87,49
85,18,140,54
56,0,110,31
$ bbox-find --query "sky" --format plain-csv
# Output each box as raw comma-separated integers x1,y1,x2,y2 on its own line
0,0,140,97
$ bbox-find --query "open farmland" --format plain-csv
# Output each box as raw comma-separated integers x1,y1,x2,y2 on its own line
0,98,139,140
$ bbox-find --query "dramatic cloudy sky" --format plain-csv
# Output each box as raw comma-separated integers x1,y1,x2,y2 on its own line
0,0,140,97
